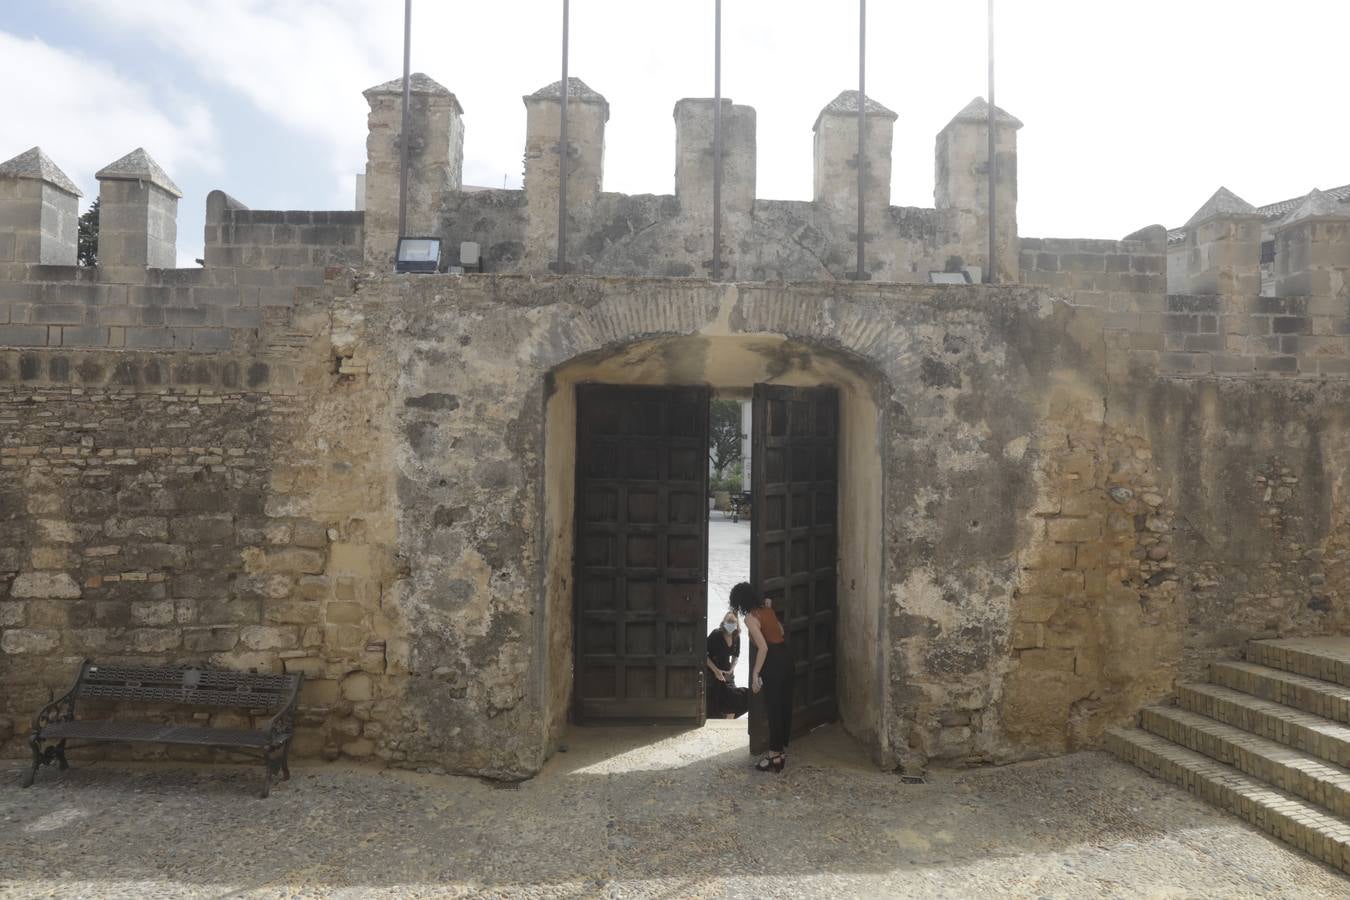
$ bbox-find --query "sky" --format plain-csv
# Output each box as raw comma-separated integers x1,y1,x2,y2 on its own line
3,1,1347,269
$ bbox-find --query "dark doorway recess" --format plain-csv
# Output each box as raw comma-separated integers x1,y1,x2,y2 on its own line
571,381,840,746
573,384,710,724
748,385,839,754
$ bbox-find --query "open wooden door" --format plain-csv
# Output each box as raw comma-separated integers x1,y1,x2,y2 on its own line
574,385,710,724
748,384,839,753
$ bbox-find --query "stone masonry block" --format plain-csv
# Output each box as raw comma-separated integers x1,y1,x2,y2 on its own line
124,327,176,349
0,628,61,654
283,656,325,677
1011,622,1043,650
1018,648,1076,672
105,516,168,540
130,628,182,653
1046,516,1101,544
60,326,108,347
328,543,375,575
192,287,242,307
243,547,326,576
264,602,321,625
1254,355,1298,373
325,602,365,625
191,329,232,351
169,514,235,543
301,678,339,707
240,624,298,651
10,571,81,599
0,324,48,346
292,521,329,549
131,599,176,626
183,627,240,653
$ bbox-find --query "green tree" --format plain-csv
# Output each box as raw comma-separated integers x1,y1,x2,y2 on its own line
709,399,744,481
77,198,99,267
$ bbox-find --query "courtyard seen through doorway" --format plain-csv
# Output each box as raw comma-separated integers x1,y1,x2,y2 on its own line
707,394,752,697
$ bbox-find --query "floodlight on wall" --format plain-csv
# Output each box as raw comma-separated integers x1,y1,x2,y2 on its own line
395,237,442,273
927,271,973,285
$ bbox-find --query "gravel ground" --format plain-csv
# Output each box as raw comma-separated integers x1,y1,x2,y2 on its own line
1,722,1346,899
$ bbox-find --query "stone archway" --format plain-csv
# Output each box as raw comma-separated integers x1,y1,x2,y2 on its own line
538,333,891,763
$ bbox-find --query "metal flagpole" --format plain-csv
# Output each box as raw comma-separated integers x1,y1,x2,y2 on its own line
854,0,866,280
558,0,570,272
712,0,723,281
397,0,412,245
986,0,996,284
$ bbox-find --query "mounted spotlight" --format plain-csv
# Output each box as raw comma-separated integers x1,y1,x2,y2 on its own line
395,237,442,274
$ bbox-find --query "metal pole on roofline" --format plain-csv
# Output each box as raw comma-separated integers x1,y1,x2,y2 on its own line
854,0,867,280
397,0,412,252
558,0,571,272
986,0,997,284
712,0,723,281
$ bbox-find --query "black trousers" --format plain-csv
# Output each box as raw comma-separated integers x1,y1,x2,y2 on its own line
762,643,794,752
707,674,748,718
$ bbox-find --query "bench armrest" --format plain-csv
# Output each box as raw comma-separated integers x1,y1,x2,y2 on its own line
261,673,304,746
30,659,89,735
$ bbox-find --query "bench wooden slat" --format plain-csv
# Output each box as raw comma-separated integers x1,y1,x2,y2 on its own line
42,720,271,748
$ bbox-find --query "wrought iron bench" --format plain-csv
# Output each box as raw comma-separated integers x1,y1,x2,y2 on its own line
21,660,303,797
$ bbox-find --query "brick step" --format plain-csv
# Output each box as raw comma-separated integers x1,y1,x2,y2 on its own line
1249,638,1350,689
1140,705,1350,818
1107,727,1350,872
1177,682,1350,768
1213,660,1350,725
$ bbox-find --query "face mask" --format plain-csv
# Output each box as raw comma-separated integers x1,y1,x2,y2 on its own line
723,621,737,634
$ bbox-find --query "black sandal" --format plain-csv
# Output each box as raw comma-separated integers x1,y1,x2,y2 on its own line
754,753,785,773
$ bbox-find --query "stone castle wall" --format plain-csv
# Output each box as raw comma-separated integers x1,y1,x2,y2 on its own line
2,73,1349,774
4,272,1349,773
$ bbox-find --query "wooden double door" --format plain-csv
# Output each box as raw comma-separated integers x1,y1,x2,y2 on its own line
573,383,840,744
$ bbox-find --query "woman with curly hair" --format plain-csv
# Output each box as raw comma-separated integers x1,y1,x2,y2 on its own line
730,581,791,772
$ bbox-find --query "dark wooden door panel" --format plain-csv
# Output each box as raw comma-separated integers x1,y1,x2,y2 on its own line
574,384,709,724
749,384,839,753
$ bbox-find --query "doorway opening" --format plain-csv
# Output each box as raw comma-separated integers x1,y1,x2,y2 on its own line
540,335,888,763
707,392,752,706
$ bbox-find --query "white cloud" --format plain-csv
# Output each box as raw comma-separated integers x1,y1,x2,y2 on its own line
0,31,219,202
69,0,390,205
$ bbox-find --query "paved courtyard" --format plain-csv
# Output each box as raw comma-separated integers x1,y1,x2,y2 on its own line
2,722,1346,898
707,516,751,686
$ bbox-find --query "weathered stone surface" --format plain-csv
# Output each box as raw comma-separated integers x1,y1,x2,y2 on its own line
342,671,373,702
1,628,61,654
10,572,81,599
240,625,298,651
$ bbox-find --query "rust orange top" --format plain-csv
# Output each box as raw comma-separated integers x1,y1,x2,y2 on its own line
750,607,785,644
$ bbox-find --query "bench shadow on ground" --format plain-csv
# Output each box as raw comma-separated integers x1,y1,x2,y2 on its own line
0,720,1272,895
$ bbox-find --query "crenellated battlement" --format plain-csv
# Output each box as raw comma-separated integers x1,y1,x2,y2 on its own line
350,72,1027,282
1,72,1348,378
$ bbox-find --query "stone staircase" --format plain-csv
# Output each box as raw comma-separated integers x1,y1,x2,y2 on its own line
1108,637,1350,873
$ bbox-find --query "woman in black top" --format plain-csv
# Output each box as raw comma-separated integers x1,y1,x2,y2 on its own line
706,610,748,719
